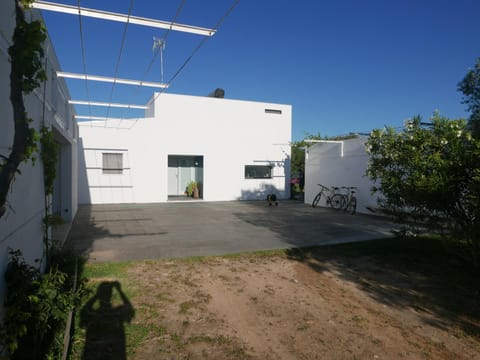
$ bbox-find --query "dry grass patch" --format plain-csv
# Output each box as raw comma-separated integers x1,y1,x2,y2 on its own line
71,238,480,359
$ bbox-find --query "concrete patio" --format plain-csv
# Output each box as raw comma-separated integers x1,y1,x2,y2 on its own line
65,200,398,263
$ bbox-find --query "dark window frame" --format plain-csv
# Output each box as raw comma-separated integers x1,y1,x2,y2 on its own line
244,165,272,179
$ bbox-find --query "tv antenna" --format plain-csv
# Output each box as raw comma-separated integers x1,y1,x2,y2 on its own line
153,37,166,83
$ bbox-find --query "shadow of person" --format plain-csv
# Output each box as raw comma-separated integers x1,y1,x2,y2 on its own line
80,281,134,360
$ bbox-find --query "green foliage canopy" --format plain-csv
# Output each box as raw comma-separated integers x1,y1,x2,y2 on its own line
366,113,480,265
290,132,323,179
458,58,480,137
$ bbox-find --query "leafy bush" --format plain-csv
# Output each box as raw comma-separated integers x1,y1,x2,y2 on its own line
458,57,480,137
0,249,82,359
366,113,480,266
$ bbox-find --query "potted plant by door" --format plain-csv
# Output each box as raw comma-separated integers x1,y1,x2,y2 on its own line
186,181,198,198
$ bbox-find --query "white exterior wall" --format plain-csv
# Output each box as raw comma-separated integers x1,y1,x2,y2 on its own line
79,93,291,203
0,4,78,320
304,137,378,214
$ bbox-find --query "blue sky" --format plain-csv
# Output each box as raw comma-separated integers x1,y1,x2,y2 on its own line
40,0,480,140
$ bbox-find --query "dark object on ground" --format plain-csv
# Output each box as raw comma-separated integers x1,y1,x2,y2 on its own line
267,194,278,206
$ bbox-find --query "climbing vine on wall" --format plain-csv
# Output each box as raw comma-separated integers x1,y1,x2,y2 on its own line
0,0,47,218
40,125,61,264
40,126,58,196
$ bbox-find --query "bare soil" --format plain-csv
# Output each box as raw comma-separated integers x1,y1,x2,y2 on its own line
72,244,480,360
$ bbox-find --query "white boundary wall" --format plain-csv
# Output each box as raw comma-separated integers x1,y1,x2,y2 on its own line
0,4,78,320
78,93,292,204
304,136,379,214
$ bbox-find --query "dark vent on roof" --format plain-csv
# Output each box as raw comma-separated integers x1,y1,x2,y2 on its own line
265,108,282,115
208,88,225,98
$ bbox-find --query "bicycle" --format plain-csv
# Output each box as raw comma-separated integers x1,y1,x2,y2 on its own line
312,184,344,210
341,186,357,215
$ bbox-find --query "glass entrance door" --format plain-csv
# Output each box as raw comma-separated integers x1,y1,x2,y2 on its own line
168,155,203,198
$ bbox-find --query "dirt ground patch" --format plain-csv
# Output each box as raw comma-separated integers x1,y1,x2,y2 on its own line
72,243,480,359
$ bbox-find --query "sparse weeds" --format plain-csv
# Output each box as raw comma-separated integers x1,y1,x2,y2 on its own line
182,276,197,287
179,300,196,314
123,323,167,356
71,243,480,360
297,324,309,331
155,291,175,303
179,290,211,314
351,315,366,325
138,302,160,320
169,332,183,347
187,334,251,358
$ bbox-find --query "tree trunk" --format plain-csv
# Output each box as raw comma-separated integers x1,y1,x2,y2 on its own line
0,1,32,218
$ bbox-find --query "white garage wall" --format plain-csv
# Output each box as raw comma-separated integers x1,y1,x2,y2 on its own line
304,136,379,214
78,93,292,204
0,5,78,319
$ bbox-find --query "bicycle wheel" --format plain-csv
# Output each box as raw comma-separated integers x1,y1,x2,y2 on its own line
312,192,322,208
330,194,344,210
347,196,357,215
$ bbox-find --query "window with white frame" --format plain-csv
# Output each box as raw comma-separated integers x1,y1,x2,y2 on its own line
244,165,272,179
102,153,123,174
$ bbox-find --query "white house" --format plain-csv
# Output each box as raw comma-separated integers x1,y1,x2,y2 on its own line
0,3,78,317
78,92,292,204
304,136,378,214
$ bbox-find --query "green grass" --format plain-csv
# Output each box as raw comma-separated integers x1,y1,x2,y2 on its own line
159,248,288,266
125,323,151,355
219,248,287,260
82,261,132,279
125,323,167,356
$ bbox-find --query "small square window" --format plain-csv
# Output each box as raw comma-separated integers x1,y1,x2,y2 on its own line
102,153,123,174
245,165,272,179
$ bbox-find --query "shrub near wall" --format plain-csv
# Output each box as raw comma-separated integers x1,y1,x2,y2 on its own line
366,114,480,267
0,249,82,359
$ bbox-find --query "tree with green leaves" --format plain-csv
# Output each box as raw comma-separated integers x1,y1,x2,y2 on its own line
366,113,480,266
290,133,323,197
458,57,480,137
291,133,323,175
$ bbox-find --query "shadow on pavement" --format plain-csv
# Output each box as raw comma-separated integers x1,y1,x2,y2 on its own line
65,205,169,257
231,200,396,248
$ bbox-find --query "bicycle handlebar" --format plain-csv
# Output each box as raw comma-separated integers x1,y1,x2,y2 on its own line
319,184,357,190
